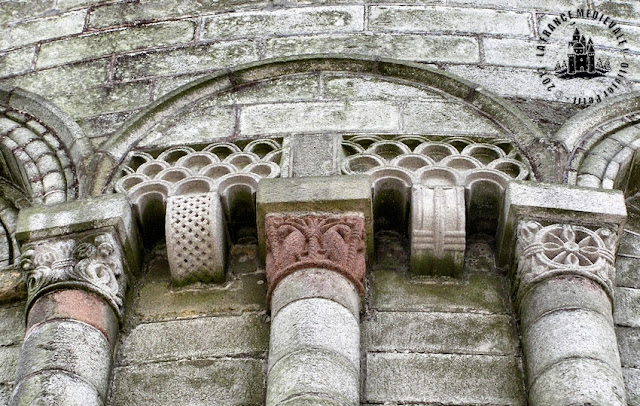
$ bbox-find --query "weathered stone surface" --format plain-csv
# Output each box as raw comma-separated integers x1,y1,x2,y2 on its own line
370,270,508,314
0,0,54,25
369,6,533,37
119,314,268,365
0,11,85,51
449,0,585,12
114,41,259,81
110,359,264,405
15,320,112,398
239,101,400,136
615,287,640,327
0,47,35,78
524,309,621,380
616,255,640,289
0,304,23,347
529,358,626,406
12,371,102,406
364,311,516,355
203,6,364,40
270,298,358,369
288,134,341,177
0,346,19,383
402,100,501,135
265,33,479,63
267,351,359,406
618,327,640,368
322,74,443,100
0,268,25,304
365,352,524,404
624,367,640,406
135,272,267,321
37,21,196,69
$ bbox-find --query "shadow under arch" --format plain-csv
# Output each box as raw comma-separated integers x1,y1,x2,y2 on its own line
87,55,548,195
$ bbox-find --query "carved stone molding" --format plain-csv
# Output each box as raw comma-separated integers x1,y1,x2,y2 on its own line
265,213,366,299
515,221,617,302
21,231,127,317
166,192,225,285
410,185,465,277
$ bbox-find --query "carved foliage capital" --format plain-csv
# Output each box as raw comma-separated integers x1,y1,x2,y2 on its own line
21,232,127,317
265,213,366,299
515,220,618,301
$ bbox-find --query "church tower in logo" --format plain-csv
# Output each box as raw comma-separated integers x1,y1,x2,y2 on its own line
555,28,610,79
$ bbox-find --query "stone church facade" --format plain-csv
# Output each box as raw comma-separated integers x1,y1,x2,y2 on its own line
1,1,640,405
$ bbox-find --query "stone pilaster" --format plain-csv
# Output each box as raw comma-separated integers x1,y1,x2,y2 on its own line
10,194,139,406
257,176,371,406
498,181,628,405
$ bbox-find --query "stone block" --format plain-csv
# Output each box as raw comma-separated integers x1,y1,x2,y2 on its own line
0,346,19,384
619,230,640,257
410,186,466,277
365,352,524,404
529,358,626,406
0,266,25,304
37,21,196,69
624,367,640,406
265,33,479,64
322,74,443,101
114,41,259,81
0,11,86,51
370,270,508,314
497,181,627,266
0,46,35,78
369,6,533,37
287,134,342,177
12,371,102,406
0,0,54,25
118,314,269,365
614,287,640,327
269,298,359,370
166,193,226,285
523,309,621,381
616,256,640,288
267,350,359,406
239,101,401,137
135,272,267,321
617,327,640,368
203,6,364,40
257,175,373,262
402,100,501,135
364,311,516,355
0,304,24,346
110,359,264,405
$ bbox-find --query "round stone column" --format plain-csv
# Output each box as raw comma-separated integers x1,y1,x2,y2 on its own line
515,221,626,405
264,213,366,406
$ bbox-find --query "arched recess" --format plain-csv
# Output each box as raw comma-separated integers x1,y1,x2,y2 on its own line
0,87,92,278
89,55,547,195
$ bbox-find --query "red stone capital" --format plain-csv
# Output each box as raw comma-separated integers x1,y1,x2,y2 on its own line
265,213,366,299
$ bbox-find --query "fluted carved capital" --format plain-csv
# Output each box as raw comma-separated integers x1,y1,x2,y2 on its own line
21,231,127,318
514,220,618,302
265,213,366,300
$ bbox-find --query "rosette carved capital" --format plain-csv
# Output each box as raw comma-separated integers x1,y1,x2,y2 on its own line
265,213,366,299
515,220,618,301
21,232,127,317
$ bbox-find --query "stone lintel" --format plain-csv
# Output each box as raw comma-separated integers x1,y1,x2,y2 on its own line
497,181,627,266
16,193,141,275
257,175,373,263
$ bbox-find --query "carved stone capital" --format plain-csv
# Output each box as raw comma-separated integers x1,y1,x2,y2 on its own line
265,213,366,299
21,231,127,318
514,220,618,302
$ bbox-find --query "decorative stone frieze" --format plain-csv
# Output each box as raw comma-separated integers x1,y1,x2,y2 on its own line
166,192,225,285
515,221,617,302
410,185,465,277
21,231,126,317
265,213,366,297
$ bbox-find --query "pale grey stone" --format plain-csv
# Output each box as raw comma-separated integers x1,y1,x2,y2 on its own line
617,327,640,368
322,75,443,101
529,358,626,405
0,346,19,384
402,100,501,135
203,6,364,40
0,305,25,347
364,311,516,355
271,268,361,317
0,47,35,78
369,6,533,37
623,367,640,406
267,350,359,406
11,371,102,406
365,352,524,404
0,11,86,51
616,256,640,288
15,320,112,399
118,314,268,365
523,309,620,381
615,287,640,327
110,359,264,406
269,298,359,370
289,134,341,177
